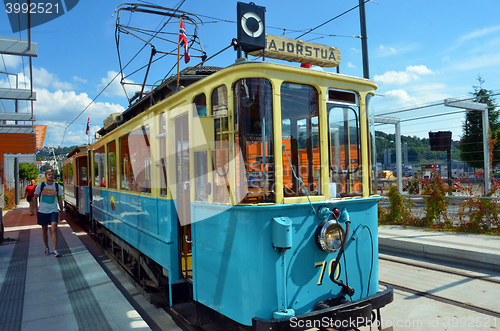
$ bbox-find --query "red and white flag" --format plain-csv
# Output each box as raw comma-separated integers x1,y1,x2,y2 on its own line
86,117,90,135
179,18,190,64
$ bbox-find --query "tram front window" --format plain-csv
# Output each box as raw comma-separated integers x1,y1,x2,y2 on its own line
234,78,275,203
281,82,321,197
327,89,361,197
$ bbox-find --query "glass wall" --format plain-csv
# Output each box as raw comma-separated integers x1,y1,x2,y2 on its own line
281,82,321,197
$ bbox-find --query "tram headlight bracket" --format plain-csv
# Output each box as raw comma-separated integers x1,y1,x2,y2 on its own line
315,220,345,253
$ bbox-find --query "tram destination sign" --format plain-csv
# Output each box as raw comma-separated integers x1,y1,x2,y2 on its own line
249,34,341,67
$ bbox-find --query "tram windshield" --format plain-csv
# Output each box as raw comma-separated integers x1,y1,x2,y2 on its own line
281,82,321,197
327,89,362,197
234,78,275,203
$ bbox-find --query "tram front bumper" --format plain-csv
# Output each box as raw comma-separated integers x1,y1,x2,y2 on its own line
252,285,393,331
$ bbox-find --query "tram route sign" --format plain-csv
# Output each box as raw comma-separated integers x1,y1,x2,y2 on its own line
249,34,341,68
237,2,266,53
3,0,79,33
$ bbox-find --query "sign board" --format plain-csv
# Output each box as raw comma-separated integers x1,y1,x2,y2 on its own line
237,2,266,53
429,131,452,151
249,34,341,67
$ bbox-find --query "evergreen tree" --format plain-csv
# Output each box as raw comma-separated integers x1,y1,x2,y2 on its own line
459,76,500,169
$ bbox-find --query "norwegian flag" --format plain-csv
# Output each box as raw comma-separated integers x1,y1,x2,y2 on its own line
179,18,190,64
86,117,90,135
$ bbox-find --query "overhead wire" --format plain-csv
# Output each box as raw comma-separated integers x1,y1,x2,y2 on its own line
62,0,187,146
62,0,372,145
295,0,372,40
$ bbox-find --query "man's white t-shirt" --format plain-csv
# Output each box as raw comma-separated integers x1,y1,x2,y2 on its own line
35,182,62,214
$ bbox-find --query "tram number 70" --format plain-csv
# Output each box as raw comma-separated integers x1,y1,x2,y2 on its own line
315,259,340,286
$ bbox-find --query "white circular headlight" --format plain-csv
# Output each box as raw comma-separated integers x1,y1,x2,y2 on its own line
315,220,345,253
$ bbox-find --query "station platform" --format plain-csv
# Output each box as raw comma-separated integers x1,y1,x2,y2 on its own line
0,201,183,331
2,202,499,330
379,225,500,271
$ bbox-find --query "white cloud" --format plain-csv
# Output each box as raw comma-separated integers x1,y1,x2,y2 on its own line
458,25,500,42
347,62,356,68
33,88,125,146
374,65,434,85
384,89,417,104
0,54,22,68
447,53,500,72
374,71,413,84
31,67,74,90
97,71,134,97
52,81,75,90
378,45,397,56
406,65,434,76
73,76,87,84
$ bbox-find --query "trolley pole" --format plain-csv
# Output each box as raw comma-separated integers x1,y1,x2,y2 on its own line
359,0,370,79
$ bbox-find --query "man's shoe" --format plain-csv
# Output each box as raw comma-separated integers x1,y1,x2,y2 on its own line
44,248,50,255
52,249,60,257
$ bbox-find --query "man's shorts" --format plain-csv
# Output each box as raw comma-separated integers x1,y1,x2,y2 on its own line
37,212,58,226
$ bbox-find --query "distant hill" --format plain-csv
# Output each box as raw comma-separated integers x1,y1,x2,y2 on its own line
375,131,459,165
36,145,78,161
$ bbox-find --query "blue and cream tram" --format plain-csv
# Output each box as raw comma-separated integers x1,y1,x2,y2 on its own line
78,60,393,329
62,145,90,219
64,3,393,330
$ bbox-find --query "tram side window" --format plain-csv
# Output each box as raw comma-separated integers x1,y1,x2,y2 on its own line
64,163,73,184
194,93,207,117
212,85,230,203
281,82,321,197
234,78,275,203
327,89,361,197
193,93,208,202
158,113,168,195
120,125,151,193
107,141,117,189
94,146,106,187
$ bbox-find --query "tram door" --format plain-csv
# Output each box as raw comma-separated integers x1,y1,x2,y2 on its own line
175,114,192,279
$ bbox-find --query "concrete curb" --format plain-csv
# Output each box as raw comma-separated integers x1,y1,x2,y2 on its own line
378,225,500,271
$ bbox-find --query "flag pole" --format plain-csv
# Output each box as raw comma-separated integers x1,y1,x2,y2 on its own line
177,19,181,90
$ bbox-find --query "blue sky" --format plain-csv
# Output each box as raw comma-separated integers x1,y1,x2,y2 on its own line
1,0,500,147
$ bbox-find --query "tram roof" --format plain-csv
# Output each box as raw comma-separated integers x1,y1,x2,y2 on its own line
96,60,376,137
66,144,88,158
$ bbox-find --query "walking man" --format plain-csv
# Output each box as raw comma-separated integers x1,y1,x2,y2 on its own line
33,169,65,257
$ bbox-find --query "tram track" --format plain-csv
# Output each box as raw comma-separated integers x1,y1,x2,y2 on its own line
379,281,500,319
379,255,500,286
379,254,500,319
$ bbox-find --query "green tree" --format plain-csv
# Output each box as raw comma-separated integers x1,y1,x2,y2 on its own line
19,163,39,181
459,76,500,168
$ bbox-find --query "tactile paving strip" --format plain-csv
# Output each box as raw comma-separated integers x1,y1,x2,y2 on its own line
0,230,30,331
56,229,113,331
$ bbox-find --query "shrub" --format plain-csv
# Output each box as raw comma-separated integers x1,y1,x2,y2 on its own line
3,184,15,210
